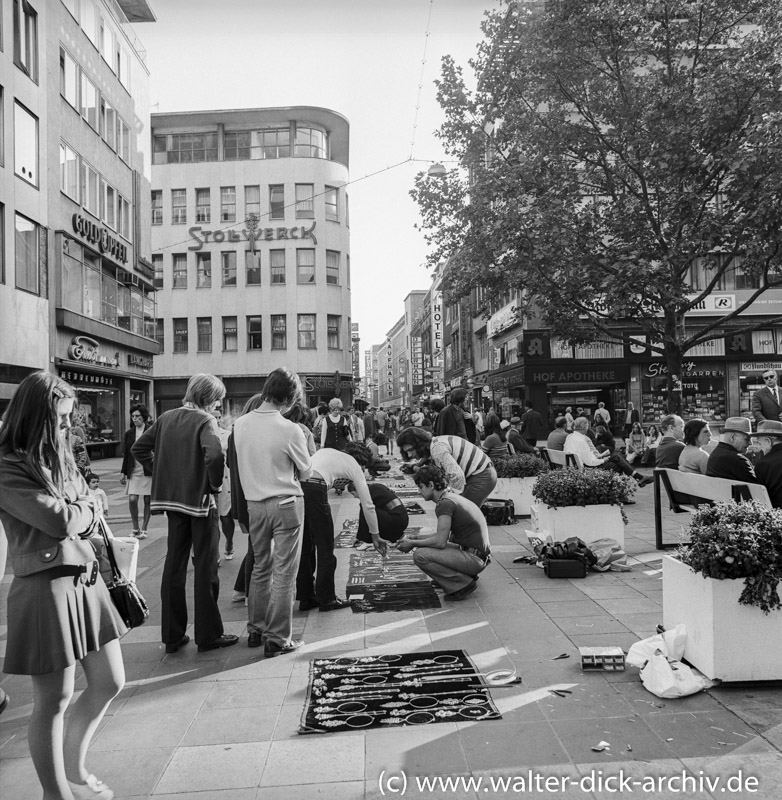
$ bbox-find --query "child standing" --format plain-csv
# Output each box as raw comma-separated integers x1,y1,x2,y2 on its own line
86,472,109,516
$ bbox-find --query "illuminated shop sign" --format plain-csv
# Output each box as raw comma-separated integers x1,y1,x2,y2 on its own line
188,222,317,251
128,354,153,371
67,336,120,368
644,362,724,378
300,374,352,391
59,369,117,386
71,214,129,264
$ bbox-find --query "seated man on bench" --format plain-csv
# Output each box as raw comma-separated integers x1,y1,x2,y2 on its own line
565,417,653,487
706,417,758,484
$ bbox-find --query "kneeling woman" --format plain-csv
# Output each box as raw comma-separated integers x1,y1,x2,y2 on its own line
396,465,491,601
347,481,409,545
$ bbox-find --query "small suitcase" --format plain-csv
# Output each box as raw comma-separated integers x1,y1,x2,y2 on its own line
544,558,587,579
480,498,516,526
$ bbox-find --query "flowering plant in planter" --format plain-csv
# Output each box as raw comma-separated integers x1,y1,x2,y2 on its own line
494,454,548,479
532,468,636,508
678,500,782,614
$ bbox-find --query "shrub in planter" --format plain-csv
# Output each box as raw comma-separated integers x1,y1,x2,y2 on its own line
532,468,636,508
494,454,548,479
677,500,782,614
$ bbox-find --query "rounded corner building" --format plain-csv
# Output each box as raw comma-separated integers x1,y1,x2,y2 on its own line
150,106,353,414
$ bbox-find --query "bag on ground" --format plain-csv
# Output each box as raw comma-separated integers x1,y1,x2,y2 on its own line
626,623,687,668
640,649,710,698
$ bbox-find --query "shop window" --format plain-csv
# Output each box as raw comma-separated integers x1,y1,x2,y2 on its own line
14,213,39,294
173,318,188,353
151,190,162,225
171,189,186,224
152,254,163,288
195,188,210,223
197,317,212,352
271,314,286,349
296,249,315,284
295,184,314,219
196,252,211,288
247,316,262,350
60,142,79,201
13,0,38,82
325,186,338,221
59,47,79,109
221,251,237,286
326,250,339,285
14,101,37,186
155,319,164,351
270,249,285,284
80,160,99,217
574,340,623,359
117,283,130,330
327,315,340,349
298,314,316,349
80,73,98,130
223,316,237,351
76,387,120,446
245,251,260,285
294,126,326,158
245,185,260,220
269,185,284,220
220,186,236,222
752,330,776,354
172,253,187,288
101,270,117,325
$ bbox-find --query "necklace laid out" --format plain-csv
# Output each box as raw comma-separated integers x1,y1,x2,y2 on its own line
299,650,506,734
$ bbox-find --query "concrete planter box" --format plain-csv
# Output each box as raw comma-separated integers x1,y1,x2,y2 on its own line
662,555,782,681
531,502,625,549
489,477,536,517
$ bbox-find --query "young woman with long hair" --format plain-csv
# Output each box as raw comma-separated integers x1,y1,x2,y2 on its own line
0,372,125,800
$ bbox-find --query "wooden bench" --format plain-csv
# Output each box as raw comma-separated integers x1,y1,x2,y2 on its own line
540,448,584,470
653,468,772,550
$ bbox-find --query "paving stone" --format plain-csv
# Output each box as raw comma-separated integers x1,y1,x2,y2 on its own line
154,742,269,793
260,735,364,785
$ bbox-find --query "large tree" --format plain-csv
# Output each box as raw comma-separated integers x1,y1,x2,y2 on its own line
412,0,782,411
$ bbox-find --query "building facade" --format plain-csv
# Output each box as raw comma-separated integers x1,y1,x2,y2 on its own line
0,0,156,462
150,107,353,414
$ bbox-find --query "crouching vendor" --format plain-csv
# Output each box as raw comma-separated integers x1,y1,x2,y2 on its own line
396,464,491,601
347,481,409,546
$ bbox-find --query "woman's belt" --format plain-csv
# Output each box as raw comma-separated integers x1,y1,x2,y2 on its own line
385,498,404,512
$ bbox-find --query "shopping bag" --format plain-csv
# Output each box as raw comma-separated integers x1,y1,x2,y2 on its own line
640,650,709,698
626,623,687,668
589,538,632,572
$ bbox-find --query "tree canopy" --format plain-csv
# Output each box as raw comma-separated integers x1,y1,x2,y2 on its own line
412,0,782,405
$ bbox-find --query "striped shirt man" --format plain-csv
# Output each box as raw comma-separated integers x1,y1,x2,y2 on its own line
430,435,492,493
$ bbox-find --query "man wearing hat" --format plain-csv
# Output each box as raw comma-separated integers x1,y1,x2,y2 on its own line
507,416,535,454
754,421,782,507
705,417,758,483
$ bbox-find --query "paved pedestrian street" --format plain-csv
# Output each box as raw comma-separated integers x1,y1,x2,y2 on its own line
3,458,782,799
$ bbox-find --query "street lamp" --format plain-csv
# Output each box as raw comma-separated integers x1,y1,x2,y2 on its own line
427,163,448,178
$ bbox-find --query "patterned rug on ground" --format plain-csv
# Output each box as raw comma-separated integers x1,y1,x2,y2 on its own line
346,548,440,612
299,650,502,733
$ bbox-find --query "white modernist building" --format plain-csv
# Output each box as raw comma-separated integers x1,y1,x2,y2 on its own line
150,107,353,413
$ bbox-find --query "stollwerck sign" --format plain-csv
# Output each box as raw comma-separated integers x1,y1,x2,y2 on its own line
188,222,317,250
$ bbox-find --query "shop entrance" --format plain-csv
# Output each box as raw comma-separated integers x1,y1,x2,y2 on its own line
548,384,628,434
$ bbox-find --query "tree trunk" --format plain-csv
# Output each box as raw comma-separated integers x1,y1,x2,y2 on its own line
663,313,685,416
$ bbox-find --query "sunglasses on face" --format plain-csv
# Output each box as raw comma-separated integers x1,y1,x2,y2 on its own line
765,375,776,380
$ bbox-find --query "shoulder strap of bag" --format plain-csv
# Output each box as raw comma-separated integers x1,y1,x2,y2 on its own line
98,517,124,584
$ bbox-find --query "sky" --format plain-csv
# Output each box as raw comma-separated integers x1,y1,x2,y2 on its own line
135,0,497,354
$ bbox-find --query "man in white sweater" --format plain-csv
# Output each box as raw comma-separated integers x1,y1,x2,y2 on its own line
233,368,312,658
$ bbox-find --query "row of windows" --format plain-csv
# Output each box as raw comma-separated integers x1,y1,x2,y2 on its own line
61,0,132,91
59,46,132,162
0,206,42,296
159,314,343,353
61,237,156,338
152,184,344,225
60,142,132,241
152,124,327,164
152,249,347,289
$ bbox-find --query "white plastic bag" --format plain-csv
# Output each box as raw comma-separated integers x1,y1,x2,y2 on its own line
626,623,687,668
640,650,710,698
589,538,631,572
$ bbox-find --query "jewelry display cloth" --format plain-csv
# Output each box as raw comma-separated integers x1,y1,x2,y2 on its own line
404,502,426,514
335,519,360,549
299,650,502,734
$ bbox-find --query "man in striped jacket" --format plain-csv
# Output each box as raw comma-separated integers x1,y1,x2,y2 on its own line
395,427,497,508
